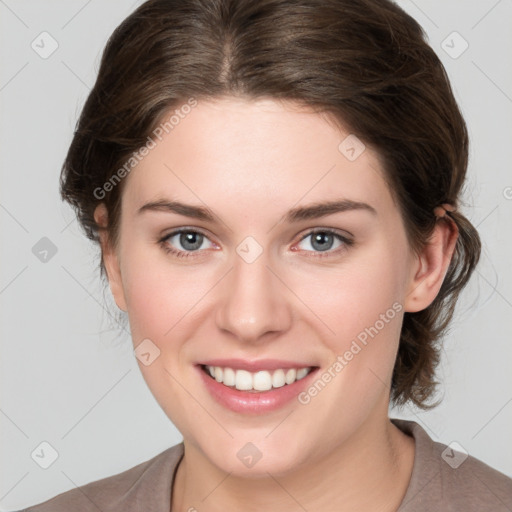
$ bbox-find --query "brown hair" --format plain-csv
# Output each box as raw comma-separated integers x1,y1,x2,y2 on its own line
60,0,481,408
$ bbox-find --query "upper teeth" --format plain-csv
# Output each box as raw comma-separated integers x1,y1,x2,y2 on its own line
206,366,312,391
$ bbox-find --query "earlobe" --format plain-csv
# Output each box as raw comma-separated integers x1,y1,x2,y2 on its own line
403,219,459,313
93,204,128,312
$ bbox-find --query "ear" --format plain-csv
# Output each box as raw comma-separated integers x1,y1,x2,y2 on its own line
403,217,459,313
94,203,128,312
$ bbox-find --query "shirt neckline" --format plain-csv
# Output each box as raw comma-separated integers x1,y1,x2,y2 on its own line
161,419,432,511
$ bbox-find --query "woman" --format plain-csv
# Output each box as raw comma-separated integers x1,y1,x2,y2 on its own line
19,0,512,510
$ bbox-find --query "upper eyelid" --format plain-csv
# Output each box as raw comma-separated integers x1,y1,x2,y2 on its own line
161,226,211,238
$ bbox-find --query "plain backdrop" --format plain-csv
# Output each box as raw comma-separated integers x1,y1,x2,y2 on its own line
1,0,511,509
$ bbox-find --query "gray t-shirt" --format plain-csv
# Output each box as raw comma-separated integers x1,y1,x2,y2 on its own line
15,419,512,511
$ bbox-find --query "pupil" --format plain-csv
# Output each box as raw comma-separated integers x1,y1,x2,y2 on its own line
312,232,333,251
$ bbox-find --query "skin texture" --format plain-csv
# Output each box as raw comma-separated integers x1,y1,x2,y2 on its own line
94,97,458,511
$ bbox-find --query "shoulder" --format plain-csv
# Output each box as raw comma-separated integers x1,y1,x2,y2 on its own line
393,418,512,512
18,442,184,512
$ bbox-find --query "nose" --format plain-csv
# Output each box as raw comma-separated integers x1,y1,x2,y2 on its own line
215,250,293,344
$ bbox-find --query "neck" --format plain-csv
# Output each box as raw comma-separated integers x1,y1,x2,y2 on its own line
171,412,415,512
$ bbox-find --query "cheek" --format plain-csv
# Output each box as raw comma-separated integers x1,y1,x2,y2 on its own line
119,240,212,343
122,271,174,343
294,269,403,433
119,247,210,433
293,238,406,340
292,238,407,402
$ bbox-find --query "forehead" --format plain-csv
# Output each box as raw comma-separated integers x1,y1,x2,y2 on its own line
121,97,392,216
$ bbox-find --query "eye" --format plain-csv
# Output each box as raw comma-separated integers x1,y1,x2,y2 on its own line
158,227,353,259
294,229,353,256
159,229,216,258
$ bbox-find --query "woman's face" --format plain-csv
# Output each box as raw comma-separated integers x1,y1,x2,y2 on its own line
100,97,423,475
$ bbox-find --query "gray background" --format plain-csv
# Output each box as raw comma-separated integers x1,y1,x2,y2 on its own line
1,0,511,509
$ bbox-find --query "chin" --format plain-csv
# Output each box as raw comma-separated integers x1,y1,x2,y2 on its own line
195,434,311,478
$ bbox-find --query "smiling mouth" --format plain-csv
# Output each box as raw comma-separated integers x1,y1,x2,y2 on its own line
200,364,317,392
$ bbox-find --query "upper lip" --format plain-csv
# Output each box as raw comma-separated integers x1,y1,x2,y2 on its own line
198,359,318,372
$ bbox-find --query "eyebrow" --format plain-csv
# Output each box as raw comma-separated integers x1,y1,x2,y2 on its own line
137,198,377,222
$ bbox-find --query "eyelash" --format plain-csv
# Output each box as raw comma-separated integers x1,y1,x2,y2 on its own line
158,228,354,259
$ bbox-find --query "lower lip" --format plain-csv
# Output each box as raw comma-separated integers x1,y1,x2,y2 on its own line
197,365,319,414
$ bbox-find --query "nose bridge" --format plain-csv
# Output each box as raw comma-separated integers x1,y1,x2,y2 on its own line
215,244,292,342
